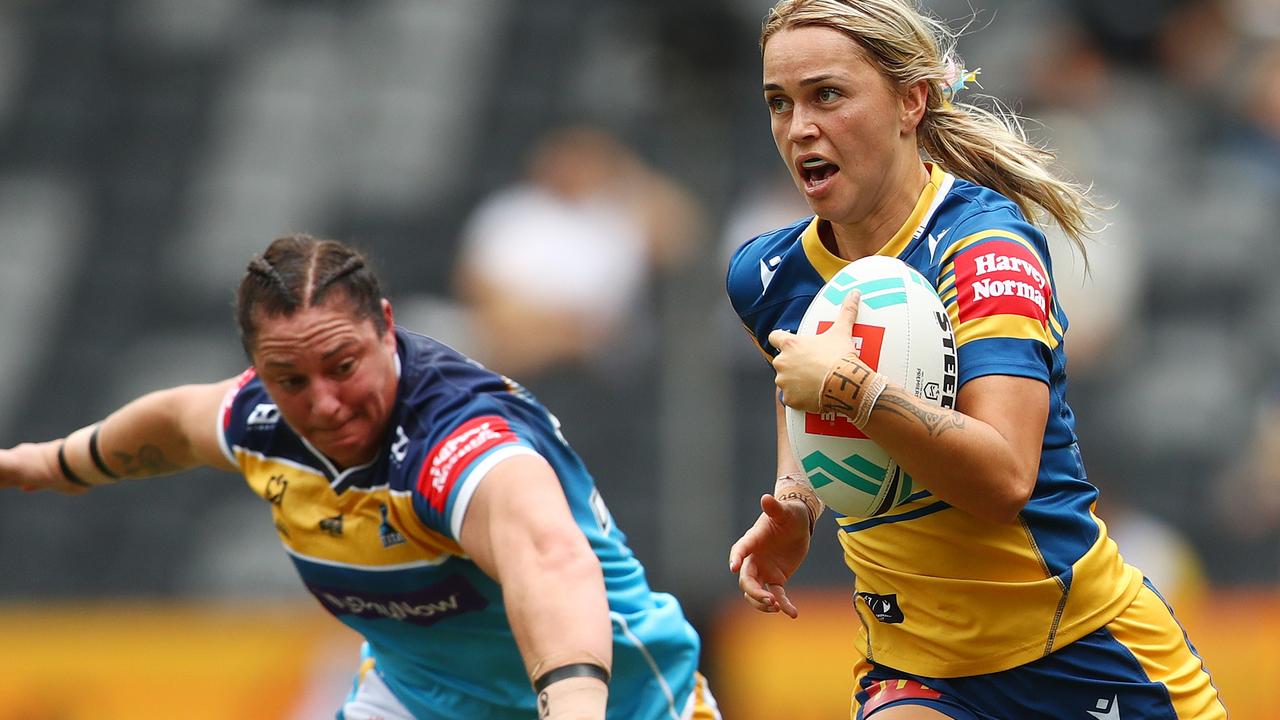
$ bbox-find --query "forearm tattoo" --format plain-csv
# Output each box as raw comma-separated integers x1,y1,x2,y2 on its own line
110,444,181,477
875,388,967,438
821,354,888,428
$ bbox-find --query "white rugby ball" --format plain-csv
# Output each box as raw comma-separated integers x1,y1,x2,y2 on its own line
785,255,957,518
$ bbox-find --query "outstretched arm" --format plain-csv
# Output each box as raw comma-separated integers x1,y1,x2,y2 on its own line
0,379,241,494
459,453,612,720
727,395,818,619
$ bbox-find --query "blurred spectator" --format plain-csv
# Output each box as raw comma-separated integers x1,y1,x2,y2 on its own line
451,124,707,577
1156,0,1241,95
1215,40,1280,187
1207,390,1280,584
1094,474,1209,611
719,170,811,267
454,124,701,379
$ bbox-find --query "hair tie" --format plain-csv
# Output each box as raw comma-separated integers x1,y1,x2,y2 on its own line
940,56,981,109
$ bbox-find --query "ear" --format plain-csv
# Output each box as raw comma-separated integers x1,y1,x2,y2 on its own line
900,78,928,135
380,298,396,348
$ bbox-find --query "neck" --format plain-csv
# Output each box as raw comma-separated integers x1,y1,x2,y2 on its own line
826,159,929,261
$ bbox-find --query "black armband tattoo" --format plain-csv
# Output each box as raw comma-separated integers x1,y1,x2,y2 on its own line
56,442,91,487
532,662,610,693
89,425,120,479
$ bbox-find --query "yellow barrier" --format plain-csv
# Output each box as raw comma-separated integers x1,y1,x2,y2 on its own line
709,588,1280,720
0,603,361,720
4,591,1274,719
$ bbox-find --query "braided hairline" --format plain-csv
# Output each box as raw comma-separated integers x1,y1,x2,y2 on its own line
235,234,385,356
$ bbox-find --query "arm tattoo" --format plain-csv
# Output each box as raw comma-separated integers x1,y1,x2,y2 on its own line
110,445,182,477
875,388,967,438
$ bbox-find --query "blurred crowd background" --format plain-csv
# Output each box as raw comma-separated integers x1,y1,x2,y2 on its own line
1,0,1278,717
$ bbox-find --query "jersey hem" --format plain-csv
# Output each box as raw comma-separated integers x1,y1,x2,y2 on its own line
858,563,1144,678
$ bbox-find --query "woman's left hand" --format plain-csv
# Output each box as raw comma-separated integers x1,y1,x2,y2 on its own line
767,290,862,413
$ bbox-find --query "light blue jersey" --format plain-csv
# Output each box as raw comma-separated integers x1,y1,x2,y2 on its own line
218,328,703,719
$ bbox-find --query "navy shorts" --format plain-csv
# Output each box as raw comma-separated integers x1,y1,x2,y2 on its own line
852,580,1226,719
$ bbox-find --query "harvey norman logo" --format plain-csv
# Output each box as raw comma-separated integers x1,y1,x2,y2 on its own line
417,415,517,512
955,239,1051,324
970,251,1047,315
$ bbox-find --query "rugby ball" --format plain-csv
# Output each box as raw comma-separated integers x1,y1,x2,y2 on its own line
785,256,957,518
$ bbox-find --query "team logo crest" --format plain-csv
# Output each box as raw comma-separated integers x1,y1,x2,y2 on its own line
264,474,288,505
379,503,406,548
319,513,343,537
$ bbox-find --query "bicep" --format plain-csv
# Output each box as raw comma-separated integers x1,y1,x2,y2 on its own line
174,378,241,473
955,374,1048,481
457,453,582,582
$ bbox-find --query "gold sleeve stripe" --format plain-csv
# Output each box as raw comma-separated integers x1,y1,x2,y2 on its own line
954,314,1057,349
1049,312,1065,340
937,272,957,299
938,228,1044,267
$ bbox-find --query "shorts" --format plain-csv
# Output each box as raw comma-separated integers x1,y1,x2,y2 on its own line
852,579,1226,719
337,642,723,720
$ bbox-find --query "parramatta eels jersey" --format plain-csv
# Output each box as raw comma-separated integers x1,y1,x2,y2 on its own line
217,328,701,720
727,163,1142,678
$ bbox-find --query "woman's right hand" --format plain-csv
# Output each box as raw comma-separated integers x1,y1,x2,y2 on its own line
0,441,89,495
728,492,813,618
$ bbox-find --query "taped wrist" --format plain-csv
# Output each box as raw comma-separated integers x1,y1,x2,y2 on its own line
820,353,888,429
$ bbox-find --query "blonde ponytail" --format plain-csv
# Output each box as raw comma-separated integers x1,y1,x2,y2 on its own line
920,99,1103,263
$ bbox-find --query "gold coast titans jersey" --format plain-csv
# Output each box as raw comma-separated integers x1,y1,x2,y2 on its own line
727,164,1142,677
216,329,701,720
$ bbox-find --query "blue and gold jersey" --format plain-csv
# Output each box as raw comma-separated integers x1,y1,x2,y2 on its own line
217,328,701,720
727,164,1142,677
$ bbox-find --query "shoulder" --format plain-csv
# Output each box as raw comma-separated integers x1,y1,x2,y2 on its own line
396,329,515,425
394,329,551,450
726,216,811,312
221,368,276,436
937,180,1048,254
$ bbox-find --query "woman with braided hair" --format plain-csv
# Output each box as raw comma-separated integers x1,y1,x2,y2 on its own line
0,234,720,720
725,1,1226,718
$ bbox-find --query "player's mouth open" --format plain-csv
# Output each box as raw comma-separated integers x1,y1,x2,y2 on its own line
799,157,839,191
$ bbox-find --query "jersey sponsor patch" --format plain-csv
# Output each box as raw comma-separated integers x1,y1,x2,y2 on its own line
417,415,518,512
308,573,488,627
952,239,1050,327
803,322,884,440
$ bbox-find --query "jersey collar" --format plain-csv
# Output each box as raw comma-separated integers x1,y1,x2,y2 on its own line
800,163,952,282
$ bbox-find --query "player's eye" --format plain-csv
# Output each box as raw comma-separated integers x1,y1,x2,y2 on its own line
277,376,306,391
816,87,841,103
333,358,357,377
766,95,791,114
